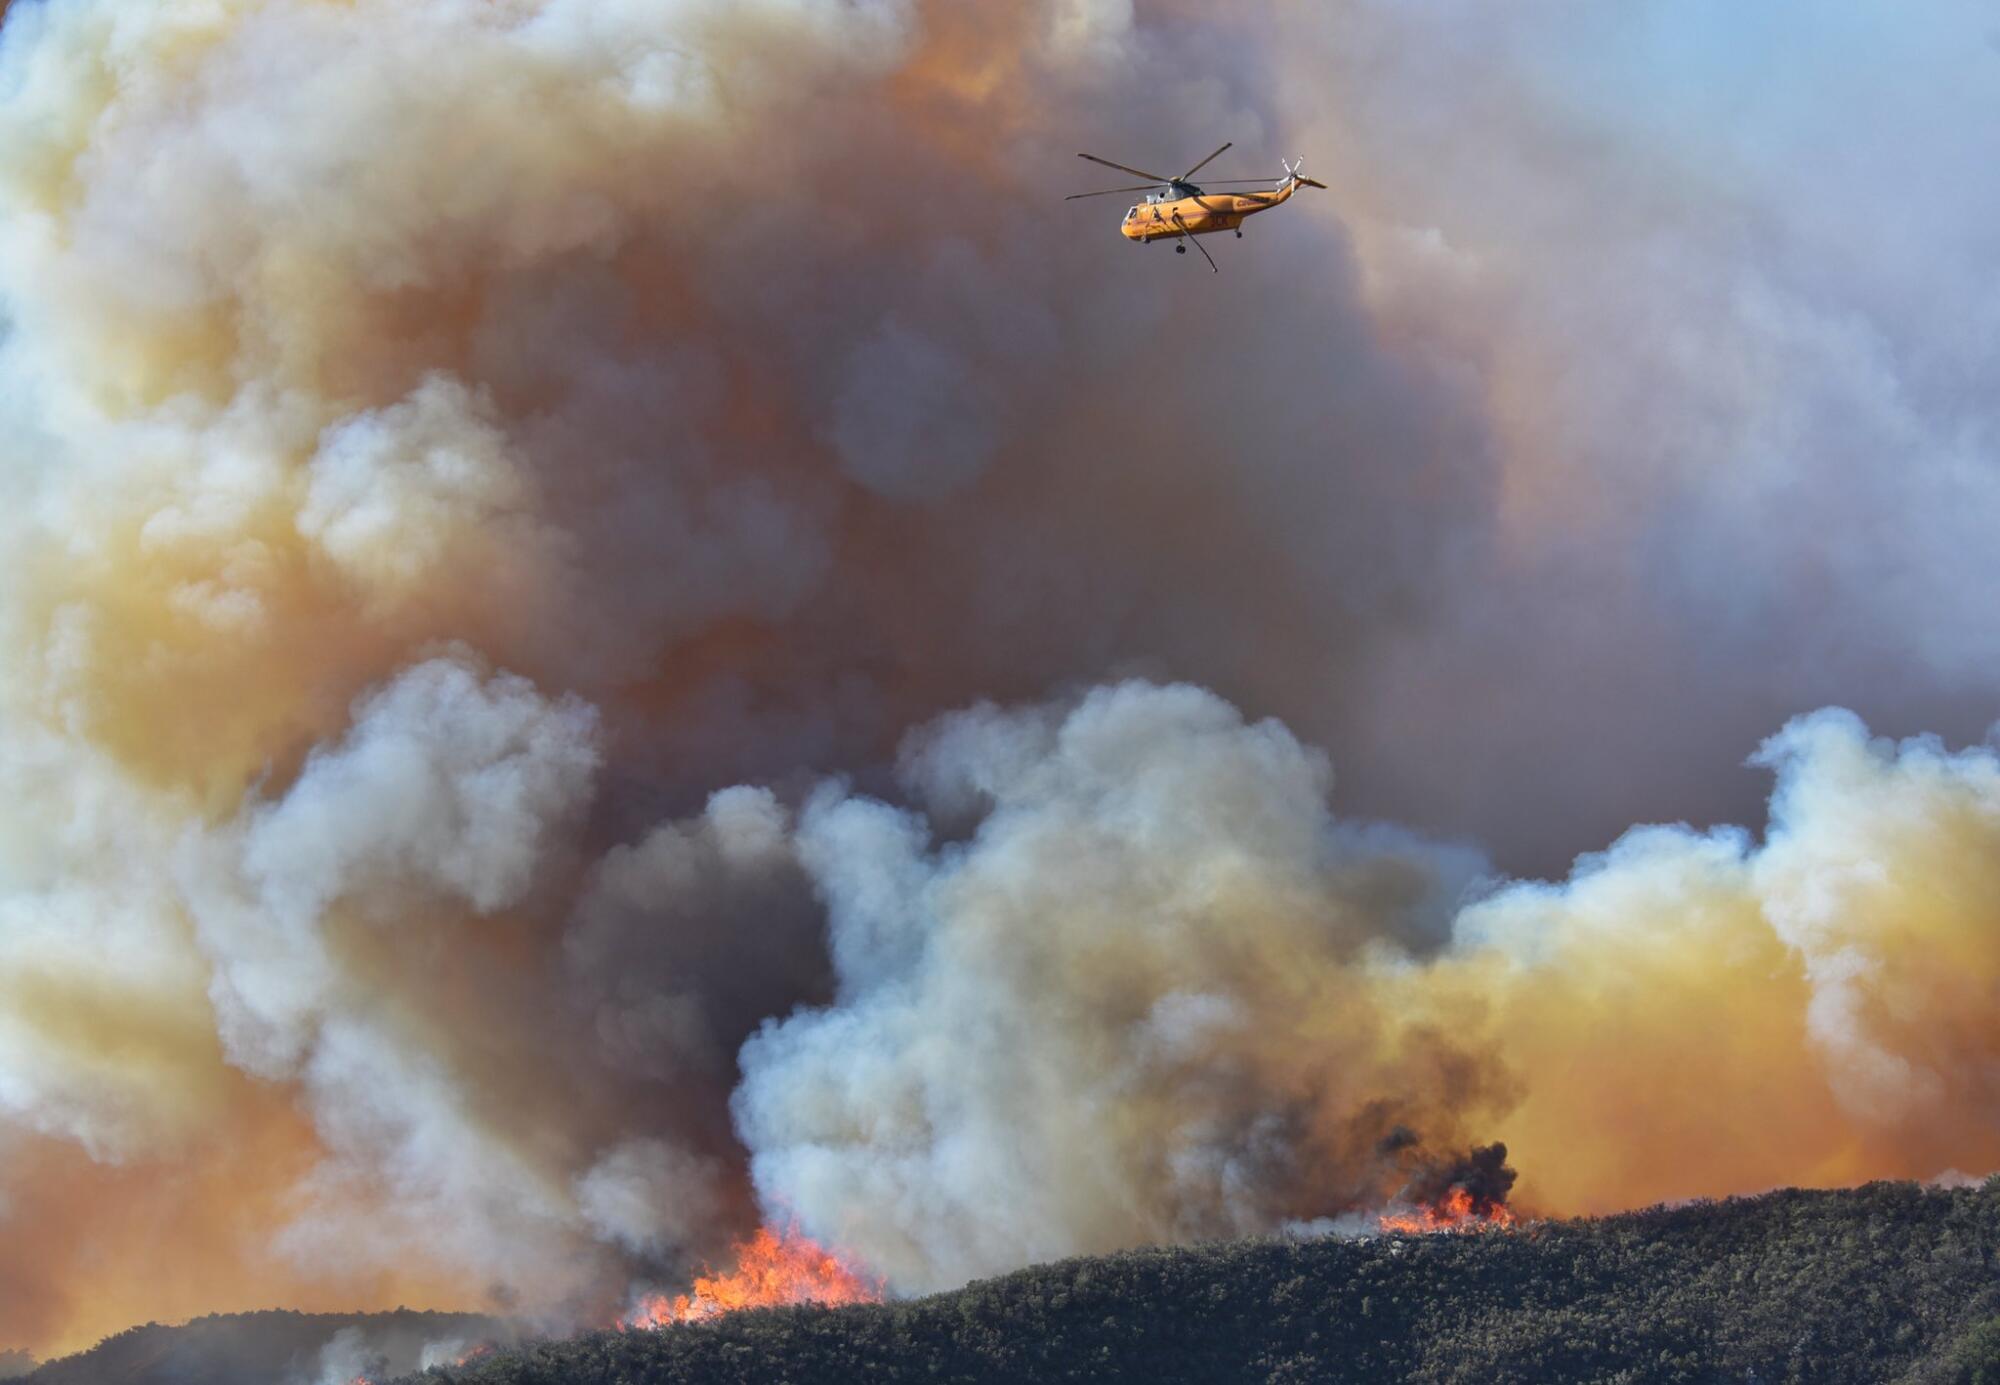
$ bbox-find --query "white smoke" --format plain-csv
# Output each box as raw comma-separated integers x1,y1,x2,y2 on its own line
575,1137,726,1260
310,1326,383,1385
419,1338,474,1372
298,375,564,629
162,655,605,1293
737,685,2000,1290
0,727,216,1161
736,681,1499,1290
180,655,599,1080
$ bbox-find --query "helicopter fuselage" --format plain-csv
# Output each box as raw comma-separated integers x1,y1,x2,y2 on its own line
1120,175,1317,242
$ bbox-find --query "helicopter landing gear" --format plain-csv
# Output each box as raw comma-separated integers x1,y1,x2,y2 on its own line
1234,230,1243,238
1175,244,1186,254
1169,211,1219,272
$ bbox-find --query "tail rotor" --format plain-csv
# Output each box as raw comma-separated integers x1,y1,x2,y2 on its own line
1282,157,1328,191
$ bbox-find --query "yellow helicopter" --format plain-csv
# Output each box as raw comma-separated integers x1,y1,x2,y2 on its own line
1066,142,1326,272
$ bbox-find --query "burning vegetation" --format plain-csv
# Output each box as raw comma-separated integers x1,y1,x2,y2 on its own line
1375,1141,1520,1235
621,1225,883,1329
1375,1188,1519,1236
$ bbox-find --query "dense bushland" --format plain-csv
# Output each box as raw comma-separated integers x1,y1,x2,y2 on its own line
26,1309,501,1385
409,1182,2000,1385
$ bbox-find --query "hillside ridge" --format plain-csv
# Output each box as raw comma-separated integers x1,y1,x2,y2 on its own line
25,1309,505,1385
405,1181,2000,1385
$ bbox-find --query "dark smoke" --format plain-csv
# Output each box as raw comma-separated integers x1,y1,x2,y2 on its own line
1403,1142,1518,1219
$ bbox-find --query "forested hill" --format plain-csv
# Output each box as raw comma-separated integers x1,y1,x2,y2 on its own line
409,1182,2000,1385
26,1310,506,1385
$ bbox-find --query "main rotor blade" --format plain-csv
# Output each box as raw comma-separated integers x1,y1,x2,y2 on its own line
1063,184,1162,200
1179,141,1233,180
1078,152,1173,183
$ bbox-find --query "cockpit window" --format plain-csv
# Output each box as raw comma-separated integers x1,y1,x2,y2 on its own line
1124,207,1137,222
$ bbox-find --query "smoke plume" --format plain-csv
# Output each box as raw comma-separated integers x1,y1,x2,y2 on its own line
1,0,1996,1361
1402,1143,1516,1221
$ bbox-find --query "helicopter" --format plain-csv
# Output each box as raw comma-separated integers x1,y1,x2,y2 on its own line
1065,142,1326,272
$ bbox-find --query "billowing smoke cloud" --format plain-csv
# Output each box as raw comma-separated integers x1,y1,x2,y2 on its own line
1261,0,2000,859
1,0,1996,1362
735,686,2000,1287
738,683,1501,1287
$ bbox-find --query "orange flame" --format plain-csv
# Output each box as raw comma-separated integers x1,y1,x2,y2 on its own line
620,1224,883,1328
1376,1186,1518,1235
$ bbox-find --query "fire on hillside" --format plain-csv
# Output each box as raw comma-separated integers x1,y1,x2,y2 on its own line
621,1225,883,1329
